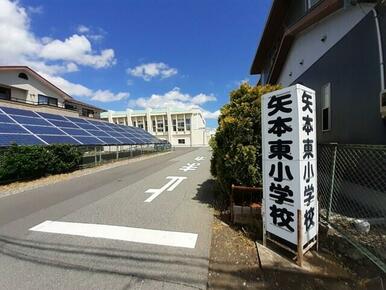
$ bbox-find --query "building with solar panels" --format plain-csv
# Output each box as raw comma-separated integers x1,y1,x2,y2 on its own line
0,66,104,119
101,108,208,147
0,66,164,150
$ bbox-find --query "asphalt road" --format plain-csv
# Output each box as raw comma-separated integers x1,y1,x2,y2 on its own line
0,147,215,290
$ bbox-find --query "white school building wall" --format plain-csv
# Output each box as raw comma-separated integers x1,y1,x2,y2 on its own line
101,108,208,147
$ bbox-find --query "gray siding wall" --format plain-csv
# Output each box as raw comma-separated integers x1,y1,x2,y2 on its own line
293,6,386,145
378,5,386,87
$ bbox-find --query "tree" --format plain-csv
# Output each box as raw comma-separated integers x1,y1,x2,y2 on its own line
210,82,281,194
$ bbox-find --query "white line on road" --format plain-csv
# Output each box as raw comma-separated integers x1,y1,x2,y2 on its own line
179,163,200,172
30,220,198,249
144,176,187,203
194,156,205,161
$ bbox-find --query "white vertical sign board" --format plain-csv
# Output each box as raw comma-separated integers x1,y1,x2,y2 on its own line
262,84,317,246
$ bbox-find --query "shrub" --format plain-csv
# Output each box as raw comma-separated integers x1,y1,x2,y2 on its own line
0,144,82,183
210,83,281,194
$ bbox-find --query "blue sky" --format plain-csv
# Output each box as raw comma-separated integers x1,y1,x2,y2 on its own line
0,0,271,128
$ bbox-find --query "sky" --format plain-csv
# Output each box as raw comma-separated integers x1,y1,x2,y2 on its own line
0,0,272,128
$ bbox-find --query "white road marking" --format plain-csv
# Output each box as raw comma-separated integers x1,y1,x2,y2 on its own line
194,156,205,161
144,176,187,203
179,163,200,172
30,220,198,249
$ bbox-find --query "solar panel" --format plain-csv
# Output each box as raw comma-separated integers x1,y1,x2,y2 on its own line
39,135,80,145
98,137,120,144
116,137,136,145
60,128,91,136
50,120,79,128
24,125,65,135
74,123,98,130
0,123,28,134
37,112,67,121
66,116,89,123
12,115,51,126
0,134,44,146
0,114,14,123
0,106,163,147
105,131,124,138
75,136,104,145
0,106,38,117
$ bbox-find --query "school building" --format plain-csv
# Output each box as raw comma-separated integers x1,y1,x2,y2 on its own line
101,108,209,146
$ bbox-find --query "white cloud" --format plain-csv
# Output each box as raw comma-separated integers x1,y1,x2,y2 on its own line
40,73,129,103
127,62,177,81
0,0,115,70
202,110,220,119
66,62,79,72
0,0,126,103
40,35,115,68
191,94,216,105
76,25,105,42
77,25,90,34
27,5,43,14
129,87,219,119
91,90,129,102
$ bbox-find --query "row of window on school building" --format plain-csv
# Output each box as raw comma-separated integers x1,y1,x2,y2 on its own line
103,113,194,134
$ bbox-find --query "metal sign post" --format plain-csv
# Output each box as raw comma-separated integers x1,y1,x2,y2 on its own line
261,84,318,266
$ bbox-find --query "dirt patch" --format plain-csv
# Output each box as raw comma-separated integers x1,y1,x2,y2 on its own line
207,210,368,290
207,211,263,289
196,179,383,289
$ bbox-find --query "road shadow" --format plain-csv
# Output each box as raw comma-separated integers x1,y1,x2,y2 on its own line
0,233,272,290
192,178,228,211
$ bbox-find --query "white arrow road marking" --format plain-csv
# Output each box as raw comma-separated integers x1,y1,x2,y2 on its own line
144,176,187,203
30,220,198,249
194,156,205,161
179,163,200,172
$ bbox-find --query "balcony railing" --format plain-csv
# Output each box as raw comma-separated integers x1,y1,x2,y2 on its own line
0,97,78,112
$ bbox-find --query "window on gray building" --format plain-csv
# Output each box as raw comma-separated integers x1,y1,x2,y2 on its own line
177,117,185,131
18,72,28,80
157,118,164,133
38,94,58,107
186,118,191,131
165,119,168,132
152,120,156,132
172,119,177,131
81,108,94,118
178,139,185,144
0,86,11,100
322,83,331,131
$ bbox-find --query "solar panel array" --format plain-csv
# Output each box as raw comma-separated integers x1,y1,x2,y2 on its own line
0,106,162,147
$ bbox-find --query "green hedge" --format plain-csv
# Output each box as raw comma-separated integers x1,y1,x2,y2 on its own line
210,83,281,194
0,144,82,183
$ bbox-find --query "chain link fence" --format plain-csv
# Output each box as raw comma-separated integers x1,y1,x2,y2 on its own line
318,143,386,272
79,143,172,168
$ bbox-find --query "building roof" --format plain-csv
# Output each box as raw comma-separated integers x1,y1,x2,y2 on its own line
0,66,105,112
101,108,203,118
250,0,290,75
66,98,106,111
250,0,345,82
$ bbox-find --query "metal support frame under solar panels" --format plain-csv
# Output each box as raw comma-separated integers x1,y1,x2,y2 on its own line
0,106,163,147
